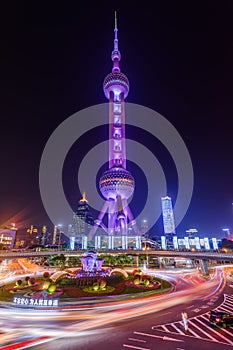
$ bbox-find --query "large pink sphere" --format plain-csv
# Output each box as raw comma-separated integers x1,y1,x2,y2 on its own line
99,167,134,200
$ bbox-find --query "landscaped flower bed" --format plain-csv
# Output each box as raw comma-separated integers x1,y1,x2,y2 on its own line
0,269,172,302
5,282,40,293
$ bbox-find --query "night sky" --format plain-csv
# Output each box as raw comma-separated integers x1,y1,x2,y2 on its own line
0,1,232,237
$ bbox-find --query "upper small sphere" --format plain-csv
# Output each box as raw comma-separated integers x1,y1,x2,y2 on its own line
103,72,129,100
99,167,134,200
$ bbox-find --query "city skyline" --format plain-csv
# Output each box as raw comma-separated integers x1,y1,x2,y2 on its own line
0,2,232,237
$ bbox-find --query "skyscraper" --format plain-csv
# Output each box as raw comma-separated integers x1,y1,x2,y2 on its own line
161,196,176,235
71,193,94,249
90,13,140,250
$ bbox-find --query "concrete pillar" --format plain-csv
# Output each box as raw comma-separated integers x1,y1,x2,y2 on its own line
200,259,209,275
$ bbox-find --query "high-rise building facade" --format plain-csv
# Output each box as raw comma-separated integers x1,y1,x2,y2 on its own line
0,228,17,249
70,193,94,249
161,196,176,235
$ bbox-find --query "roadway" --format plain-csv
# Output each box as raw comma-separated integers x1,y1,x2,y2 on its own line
0,266,233,349
0,249,233,262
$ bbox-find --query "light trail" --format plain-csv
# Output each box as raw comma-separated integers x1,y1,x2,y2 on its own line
0,267,226,349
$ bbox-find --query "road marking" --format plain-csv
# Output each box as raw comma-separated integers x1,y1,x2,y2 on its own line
123,345,151,350
180,323,200,338
224,301,233,308
172,323,184,335
163,336,184,342
128,338,147,343
133,294,233,349
197,317,233,345
152,294,233,346
217,305,233,313
188,319,216,340
134,331,184,343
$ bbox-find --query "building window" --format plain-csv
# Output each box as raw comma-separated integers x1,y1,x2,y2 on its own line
114,140,121,152
113,128,121,138
113,103,121,114
114,115,121,125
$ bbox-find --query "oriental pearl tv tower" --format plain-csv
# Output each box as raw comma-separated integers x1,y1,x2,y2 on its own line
90,13,140,250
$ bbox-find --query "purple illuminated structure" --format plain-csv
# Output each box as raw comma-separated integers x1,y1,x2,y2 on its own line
76,251,106,277
90,13,141,250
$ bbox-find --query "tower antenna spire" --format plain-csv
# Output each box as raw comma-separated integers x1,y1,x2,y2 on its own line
112,11,121,72
115,10,117,30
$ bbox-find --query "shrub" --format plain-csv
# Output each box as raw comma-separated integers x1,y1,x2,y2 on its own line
41,281,50,290
28,278,35,286
15,280,22,287
132,268,143,276
60,278,76,286
97,277,107,289
143,279,150,286
82,285,115,294
92,282,99,291
43,271,50,279
48,284,56,294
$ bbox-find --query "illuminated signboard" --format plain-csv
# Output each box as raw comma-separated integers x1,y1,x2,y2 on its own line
173,236,178,250
204,237,210,250
200,239,205,247
178,239,184,246
184,237,190,249
189,239,195,246
212,238,218,250
161,236,167,250
194,237,201,250
13,296,59,307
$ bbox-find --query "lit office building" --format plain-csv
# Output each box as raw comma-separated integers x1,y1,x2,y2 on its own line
0,228,17,249
70,193,94,249
161,196,176,235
